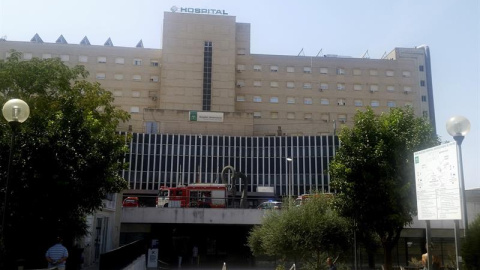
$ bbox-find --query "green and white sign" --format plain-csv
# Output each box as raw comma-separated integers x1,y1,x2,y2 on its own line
189,111,224,122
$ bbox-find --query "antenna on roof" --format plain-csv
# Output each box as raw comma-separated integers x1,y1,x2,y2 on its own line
316,49,323,57
297,48,305,56
361,50,370,59
381,51,387,59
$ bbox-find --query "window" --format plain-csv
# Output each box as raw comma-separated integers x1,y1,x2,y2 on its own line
60,55,69,61
303,83,312,89
133,75,142,81
115,57,125,64
146,122,158,134
23,53,32,60
387,85,395,92
337,83,345,90
421,95,427,102
236,80,245,87
237,64,246,72
371,100,380,107
271,112,278,119
286,82,295,89
270,65,278,72
97,56,107,63
423,111,428,117
387,101,396,107
303,67,312,73
320,83,328,90
370,85,379,92
42,54,52,59
354,100,363,107
369,69,378,76
254,65,262,71
253,96,262,102
404,86,412,93
338,114,347,123
253,81,262,87
420,80,425,87
133,58,142,66
253,112,262,119
151,60,159,67
114,74,124,80
237,48,246,55
287,112,295,119
132,91,141,98
287,97,295,104
304,113,312,119
336,68,345,75
236,95,245,102
386,70,394,77
419,65,424,72
320,68,328,74
402,71,411,77
354,84,362,91
337,99,345,106
304,98,313,105
79,55,88,62
113,90,123,97
130,107,140,113
150,76,159,82
321,98,329,105
287,66,295,73
353,69,362,76
270,81,279,88
270,97,279,103
96,73,106,80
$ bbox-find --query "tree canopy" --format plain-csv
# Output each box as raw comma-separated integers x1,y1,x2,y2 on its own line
248,195,352,270
0,51,130,268
329,107,439,270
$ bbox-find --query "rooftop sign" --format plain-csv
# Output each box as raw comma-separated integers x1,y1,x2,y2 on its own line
170,6,228,15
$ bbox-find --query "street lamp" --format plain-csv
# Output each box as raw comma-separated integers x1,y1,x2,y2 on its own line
1,98,30,260
446,116,470,233
286,158,293,198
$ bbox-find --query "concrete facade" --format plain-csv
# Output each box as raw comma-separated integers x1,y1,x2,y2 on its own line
0,11,434,136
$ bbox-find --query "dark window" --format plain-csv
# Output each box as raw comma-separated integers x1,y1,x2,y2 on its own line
422,95,427,102
420,80,425,87
203,41,213,111
419,65,424,72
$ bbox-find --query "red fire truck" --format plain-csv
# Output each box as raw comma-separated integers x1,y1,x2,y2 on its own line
156,183,228,208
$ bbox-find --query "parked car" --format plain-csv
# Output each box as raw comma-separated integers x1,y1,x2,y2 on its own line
122,197,139,207
257,200,282,210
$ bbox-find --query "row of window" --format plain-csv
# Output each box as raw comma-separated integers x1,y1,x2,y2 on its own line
237,80,420,92
6,52,159,67
237,64,420,77
238,95,409,107
96,73,159,82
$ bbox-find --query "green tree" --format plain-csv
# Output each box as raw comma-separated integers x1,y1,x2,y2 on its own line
462,214,480,270
329,107,439,270
248,195,352,270
0,51,129,268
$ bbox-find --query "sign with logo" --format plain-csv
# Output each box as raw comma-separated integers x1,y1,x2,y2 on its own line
414,142,461,220
171,6,228,15
189,111,224,122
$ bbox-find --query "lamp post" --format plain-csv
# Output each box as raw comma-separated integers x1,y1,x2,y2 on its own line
446,115,470,233
286,158,293,198
1,99,30,262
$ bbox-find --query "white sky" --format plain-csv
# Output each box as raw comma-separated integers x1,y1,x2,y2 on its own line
0,0,478,189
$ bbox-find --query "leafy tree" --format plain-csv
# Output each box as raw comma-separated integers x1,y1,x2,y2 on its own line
248,195,352,270
462,214,480,270
329,107,439,270
0,51,129,268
